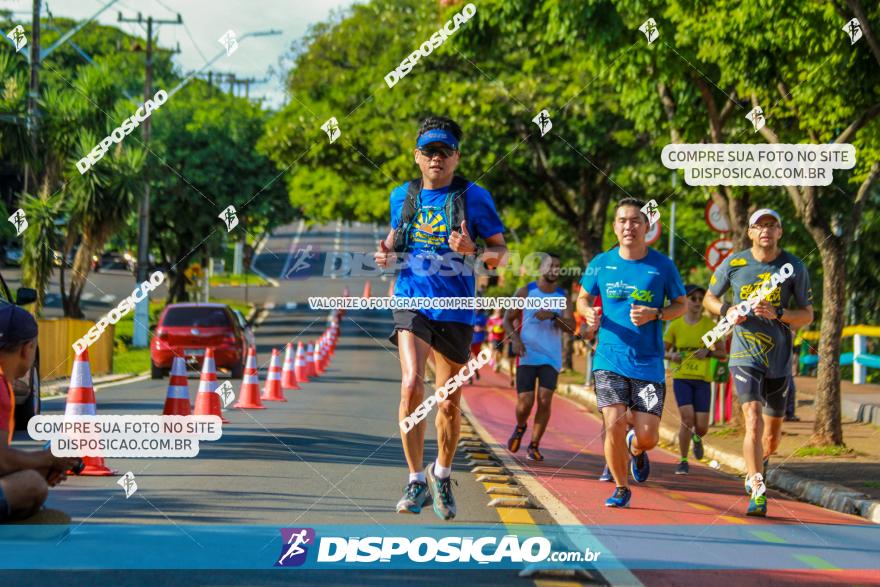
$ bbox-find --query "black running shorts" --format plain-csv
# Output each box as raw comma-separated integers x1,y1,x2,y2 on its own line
594,369,666,418
390,310,473,365
730,365,789,418
516,364,559,393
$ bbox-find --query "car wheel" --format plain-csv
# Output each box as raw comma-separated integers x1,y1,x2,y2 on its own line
151,362,166,379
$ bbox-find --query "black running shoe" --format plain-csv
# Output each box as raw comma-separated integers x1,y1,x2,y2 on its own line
692,434,704,460
507,425,527,453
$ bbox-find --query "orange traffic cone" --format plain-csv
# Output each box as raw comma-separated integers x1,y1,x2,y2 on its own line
320,334,331,371
305,342,317,378
194,348,229,423
64,349,114,476
313,340,324,375
162,356,191,416
234,348,265,409
281,344,300,390
262,349,287,402
294,341,310,383
363,280,371,298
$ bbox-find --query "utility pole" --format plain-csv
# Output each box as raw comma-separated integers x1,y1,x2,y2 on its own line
117,11,183,347
24,0,41,195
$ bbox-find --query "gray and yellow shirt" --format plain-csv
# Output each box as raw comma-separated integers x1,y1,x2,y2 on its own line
708,249,812,378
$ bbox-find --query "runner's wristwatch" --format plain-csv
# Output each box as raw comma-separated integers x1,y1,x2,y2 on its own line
775,306,785,320
655,307,663,321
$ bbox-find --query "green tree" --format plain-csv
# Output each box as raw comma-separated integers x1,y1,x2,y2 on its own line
21,187,63,313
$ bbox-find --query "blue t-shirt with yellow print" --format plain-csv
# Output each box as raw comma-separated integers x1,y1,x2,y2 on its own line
390,181,504,325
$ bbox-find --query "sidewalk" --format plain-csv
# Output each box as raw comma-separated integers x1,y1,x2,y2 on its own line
542,357,880,523
795,375,880,426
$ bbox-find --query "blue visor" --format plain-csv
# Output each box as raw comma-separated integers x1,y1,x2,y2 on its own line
416,129,459,150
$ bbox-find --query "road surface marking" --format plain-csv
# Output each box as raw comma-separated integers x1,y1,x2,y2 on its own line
719,515,749,524
751,530,786,543
100,294,115,303
461,394,644,587
793,554,838,570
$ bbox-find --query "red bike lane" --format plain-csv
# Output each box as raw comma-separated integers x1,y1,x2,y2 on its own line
461,369,879,586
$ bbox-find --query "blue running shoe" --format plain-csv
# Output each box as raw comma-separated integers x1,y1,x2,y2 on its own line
396,481,431,514
747,493,767,517
627,429,650,483
598,464,613,482
425,465,457,520
604,486,632,508
745,458,770,494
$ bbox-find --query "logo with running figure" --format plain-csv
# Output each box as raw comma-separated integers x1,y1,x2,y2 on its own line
276,528,315,567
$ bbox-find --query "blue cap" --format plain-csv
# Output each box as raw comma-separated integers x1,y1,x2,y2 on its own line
416,129,459,150
0,304,38,347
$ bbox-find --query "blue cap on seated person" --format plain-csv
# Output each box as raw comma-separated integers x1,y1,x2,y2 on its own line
0,304,38,348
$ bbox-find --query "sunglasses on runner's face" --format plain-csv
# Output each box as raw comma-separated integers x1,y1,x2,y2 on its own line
419,147,456,159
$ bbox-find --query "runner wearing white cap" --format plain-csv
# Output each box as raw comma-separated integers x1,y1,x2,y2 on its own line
703,208,814,517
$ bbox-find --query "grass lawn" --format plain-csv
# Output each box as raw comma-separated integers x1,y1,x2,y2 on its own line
112,299,254,374
209,273,270,287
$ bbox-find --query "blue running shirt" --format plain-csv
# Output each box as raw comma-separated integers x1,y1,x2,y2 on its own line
390,181,504,325
580,247,685,382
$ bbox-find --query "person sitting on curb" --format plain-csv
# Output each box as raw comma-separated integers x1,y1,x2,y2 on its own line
0,305,80,522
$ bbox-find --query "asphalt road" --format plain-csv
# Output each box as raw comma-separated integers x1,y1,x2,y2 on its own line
5,221,877,586
3,222,563,587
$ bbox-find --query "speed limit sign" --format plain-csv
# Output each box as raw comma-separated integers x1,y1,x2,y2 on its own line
705,200,731,233
705,238,735,271
646,219,662,245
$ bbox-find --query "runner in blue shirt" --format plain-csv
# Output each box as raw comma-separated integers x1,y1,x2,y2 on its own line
577,198,686,508
374,116,507,520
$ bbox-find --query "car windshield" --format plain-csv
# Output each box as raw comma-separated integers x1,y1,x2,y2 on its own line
162,307,231,328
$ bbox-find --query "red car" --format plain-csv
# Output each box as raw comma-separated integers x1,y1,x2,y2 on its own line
151,303,250,379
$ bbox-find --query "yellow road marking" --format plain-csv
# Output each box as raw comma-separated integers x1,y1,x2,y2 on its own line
719,515,749,524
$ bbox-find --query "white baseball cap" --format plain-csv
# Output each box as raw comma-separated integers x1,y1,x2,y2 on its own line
749,208,782,226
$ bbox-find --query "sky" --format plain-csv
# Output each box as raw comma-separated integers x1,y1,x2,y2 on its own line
2,0,358,108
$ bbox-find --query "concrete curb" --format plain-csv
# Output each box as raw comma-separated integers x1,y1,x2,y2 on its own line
501,358,880,525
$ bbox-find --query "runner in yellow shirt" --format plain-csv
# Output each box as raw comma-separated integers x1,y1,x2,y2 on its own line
664,284,727,474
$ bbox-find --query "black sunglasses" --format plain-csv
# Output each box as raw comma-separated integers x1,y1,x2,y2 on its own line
418,147,456,159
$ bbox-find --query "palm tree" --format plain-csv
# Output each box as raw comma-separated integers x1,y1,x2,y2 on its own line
21,186,63,314
61,135,144,318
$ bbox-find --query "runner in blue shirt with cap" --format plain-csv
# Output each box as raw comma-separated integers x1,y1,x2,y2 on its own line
577,198,687,508
375,116,507,520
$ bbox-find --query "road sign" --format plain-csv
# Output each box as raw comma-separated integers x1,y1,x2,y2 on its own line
646,219,662,245
705,238,735,271
705,200,731,233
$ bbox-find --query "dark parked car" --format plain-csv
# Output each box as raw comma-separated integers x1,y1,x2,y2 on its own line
0,270,40,430
150,303,251,379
